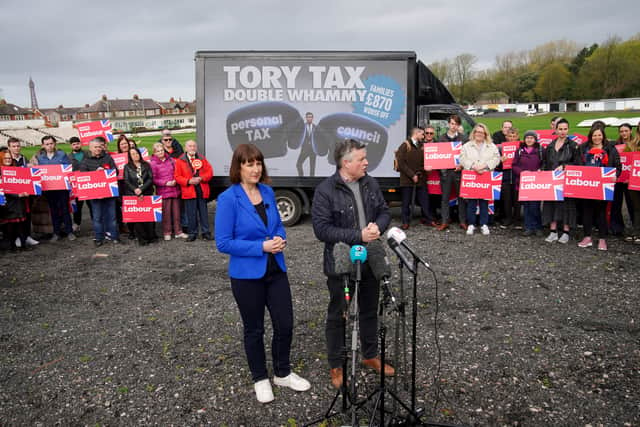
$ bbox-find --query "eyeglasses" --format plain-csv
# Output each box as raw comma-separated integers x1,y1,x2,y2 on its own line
162,138,172,141
425,132,434,135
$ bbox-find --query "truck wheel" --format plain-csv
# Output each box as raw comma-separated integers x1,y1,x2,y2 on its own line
275,190,302,227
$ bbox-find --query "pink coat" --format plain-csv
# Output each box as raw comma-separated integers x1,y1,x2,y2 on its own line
150,154,180,198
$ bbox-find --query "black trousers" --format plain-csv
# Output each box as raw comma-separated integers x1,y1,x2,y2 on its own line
326,264,380,369
401,185,433,224
582,199,608,238
296,140,316,177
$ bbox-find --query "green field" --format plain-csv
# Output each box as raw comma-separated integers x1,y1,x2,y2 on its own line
478,111,640,137
19,132,197,161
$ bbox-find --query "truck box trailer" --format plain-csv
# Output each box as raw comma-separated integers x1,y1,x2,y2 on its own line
195,50,475,225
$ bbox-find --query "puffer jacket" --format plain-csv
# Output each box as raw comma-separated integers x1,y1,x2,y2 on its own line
312,171,391,276
460,140,500,171
150,154,180,198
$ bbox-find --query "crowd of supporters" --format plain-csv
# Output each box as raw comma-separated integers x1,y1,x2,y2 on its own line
0,129,212,251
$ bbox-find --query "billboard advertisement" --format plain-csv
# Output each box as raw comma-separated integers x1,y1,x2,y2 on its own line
202,57,409,178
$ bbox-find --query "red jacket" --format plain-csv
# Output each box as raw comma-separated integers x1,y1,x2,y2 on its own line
174,153,213,199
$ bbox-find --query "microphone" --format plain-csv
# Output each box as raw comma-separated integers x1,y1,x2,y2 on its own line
332,242,352,302
349,244,367,282
366,240,392,282
386,227,431,272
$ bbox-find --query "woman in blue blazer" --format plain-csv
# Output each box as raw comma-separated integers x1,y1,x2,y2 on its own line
215,144,310,404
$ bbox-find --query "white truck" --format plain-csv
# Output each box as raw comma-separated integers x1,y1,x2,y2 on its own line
195,51,475,225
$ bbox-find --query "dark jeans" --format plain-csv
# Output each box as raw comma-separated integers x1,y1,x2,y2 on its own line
440,169,466,224
467,199,489,226
629,190,640,236
184,198,209,237
132,222,157,244
73,199,92,226
498,181,519,224
90,198,118,241
326,265,380,369
522,201,542,231
231,271,293,382
44,190,72,236
400,186,433,224
610,183,634,234
582,199,608,238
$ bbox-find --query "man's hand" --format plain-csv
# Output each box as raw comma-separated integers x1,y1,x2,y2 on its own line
134,188,142,196
361,222,380,243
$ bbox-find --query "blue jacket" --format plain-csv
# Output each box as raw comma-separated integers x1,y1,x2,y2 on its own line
36,150,71,165
215,183,287,279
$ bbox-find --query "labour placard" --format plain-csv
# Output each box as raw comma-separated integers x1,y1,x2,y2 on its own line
72,170,119,200
423,142,462,170
500,142,519,169
76,120,114,146
122,195,162,223
459,170,503,200
518,170,564,201
0,167,42,195
628,154,640,191
37,164,73,191
426,170,442,195
564,166,615,201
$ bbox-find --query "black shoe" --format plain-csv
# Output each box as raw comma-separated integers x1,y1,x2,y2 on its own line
94,240,104,247
187,235,197,242
523,229,534,236
128,233,136,240
201,234,213,240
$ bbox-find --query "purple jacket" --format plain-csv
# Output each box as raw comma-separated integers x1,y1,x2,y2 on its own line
512,145,542,188
150,154,180,198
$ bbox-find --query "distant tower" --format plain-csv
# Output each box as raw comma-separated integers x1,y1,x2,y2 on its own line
29,76,39,110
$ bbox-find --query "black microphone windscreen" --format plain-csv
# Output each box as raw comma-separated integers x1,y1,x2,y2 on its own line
332,242,352,275
367,240,391,281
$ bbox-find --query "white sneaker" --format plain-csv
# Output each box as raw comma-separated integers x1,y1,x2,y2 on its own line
254,379,274,403
15,238,22,248
545,232,558,243
26,236,39,246
273,372,311,392
175,233,189,239
164,235,172,241
466,225,475,235
558,233,570,244
72,223,79,232
67,233,77,241
480,225,490,235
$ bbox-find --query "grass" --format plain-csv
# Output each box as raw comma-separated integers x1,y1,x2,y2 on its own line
18,132,197,161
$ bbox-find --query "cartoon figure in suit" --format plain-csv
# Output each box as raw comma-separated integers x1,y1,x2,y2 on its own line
296,112,317,177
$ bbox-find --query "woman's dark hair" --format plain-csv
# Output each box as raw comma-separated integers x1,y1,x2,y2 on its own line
617,123,632,143
117,134,131,153
587,126,607,147
590,120,606,131
555,118,569,127
229,144,271,184
127,147,148,168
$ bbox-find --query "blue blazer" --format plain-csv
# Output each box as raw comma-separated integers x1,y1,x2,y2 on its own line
215,183,287,279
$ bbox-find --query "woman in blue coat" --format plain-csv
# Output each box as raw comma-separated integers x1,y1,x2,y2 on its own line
215,144,310,404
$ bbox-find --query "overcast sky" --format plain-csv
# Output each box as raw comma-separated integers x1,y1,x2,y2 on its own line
2,0,638,108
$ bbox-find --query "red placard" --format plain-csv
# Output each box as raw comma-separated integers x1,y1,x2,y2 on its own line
564,166,616,201
628,153,640,191
500,141,519,169
535,130,588,148
616,144,632,184
460,170,503,200
37,164,73,191
122,195,163,223
426,170,442,195
0,167,42,195
111,153,128,179
423,142,462,170
72,170,119,200
76,120,114,146
518,171,565,201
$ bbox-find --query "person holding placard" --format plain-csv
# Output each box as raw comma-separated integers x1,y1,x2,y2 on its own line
35,136,76,242
437,114,468,231
577,127,620,251
512,131,544,236
123,147,157,246
460,123,500,235
215,144,310,403
0,149,32,252
612,123,635,237
627,125,640,244
150,143,186,240
541,119,582,244
79,137,119,246
496,127,520,228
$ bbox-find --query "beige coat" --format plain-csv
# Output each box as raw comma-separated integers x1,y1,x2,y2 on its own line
460,140,500,171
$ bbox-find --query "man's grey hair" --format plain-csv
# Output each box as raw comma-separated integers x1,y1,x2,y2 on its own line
334,138,366,169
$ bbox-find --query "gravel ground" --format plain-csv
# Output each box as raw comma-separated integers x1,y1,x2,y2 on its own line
1,206,639,426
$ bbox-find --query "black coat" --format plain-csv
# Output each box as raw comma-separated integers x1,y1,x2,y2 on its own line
79,151,117,172
542,138,582,171
312,171,391,276
122,163,154,196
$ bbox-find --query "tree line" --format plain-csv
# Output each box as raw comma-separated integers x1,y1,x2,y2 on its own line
429,34,640,105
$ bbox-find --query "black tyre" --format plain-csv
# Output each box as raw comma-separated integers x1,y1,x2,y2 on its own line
275,189,302,227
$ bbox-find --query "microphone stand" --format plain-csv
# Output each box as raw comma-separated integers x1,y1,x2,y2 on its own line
349,270,362,427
